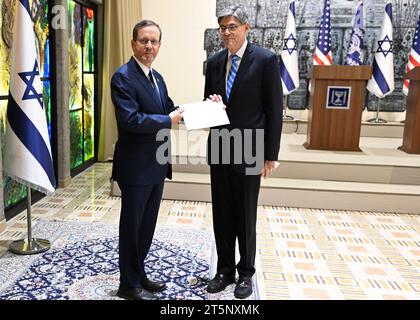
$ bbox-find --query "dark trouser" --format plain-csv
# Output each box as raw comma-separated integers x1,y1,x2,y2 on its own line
210,165,261,278
117,182,164,289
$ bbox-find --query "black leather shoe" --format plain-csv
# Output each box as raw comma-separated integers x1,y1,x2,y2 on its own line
234,277,253,299
116,287,157,300
206,274,236,293
141,279,166,292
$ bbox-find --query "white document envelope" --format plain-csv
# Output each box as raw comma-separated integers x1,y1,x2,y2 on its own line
180,100,230,130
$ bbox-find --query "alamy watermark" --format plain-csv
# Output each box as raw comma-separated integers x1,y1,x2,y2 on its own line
156,128,265,175
51,5,66,30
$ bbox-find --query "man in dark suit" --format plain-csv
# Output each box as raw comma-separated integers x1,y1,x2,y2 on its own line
204,6,283,299
111,20,183,300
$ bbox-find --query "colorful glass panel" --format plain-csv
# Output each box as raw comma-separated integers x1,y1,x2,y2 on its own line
83,7,95,72
68,1,83,112
83,74,94,161
70,110,84,169
69,0,96,171
43,80,52,141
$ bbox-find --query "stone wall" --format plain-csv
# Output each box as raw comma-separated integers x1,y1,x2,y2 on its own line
204,0,419,112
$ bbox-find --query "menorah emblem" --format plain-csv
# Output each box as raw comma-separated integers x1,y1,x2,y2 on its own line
334,91,345,105
327,87,351,110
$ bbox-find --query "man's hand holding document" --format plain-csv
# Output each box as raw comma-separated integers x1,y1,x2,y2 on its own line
180,100,230,130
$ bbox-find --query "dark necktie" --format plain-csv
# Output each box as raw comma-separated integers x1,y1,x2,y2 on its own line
148,70,162,106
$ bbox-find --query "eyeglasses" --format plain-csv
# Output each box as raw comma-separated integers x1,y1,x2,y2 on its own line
218,24,243,33
136,38,160,46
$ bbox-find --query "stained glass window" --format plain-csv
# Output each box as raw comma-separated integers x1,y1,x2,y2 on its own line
0,0,51,210
68,0,96,171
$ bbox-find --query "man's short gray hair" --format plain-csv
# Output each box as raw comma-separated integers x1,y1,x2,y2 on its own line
217,6,249,25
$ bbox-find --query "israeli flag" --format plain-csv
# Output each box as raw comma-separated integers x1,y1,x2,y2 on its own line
367,1,394,98
5,0,56,194
279,0,299,95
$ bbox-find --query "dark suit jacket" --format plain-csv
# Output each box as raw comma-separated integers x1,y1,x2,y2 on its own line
204,43,283,171
111,57,174,185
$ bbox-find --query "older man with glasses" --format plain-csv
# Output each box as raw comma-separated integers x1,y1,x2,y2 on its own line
111,19,183,300
205,6,283,299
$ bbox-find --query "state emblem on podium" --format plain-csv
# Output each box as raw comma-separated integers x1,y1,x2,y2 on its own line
326,86,352,109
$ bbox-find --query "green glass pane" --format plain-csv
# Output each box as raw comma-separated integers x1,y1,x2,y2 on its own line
3,176,27,210
0,0,13,96
43,80,52,141
70,110,84,170
69,0,83,111
68,1,97,168
0,69,10,96
83,74,94,161
0,59,10,95
0,98,8,161
0,99,26,210
33,0,50,78
83,8,95,72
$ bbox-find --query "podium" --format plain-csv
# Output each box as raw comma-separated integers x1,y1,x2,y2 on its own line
399,67,420,154
304,65,372,151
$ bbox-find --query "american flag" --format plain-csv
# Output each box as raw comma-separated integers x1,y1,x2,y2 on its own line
344,0,365,66
403,14,420,96
313,0,332,65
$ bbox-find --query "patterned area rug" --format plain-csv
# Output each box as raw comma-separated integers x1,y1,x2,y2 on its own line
0,220,259,300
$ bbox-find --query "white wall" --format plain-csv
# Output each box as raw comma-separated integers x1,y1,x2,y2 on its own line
141,0,217,105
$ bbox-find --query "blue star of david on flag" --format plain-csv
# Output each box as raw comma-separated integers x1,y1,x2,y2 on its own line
18,60,44,108
377,35,393,58
367,0,394,98
283,33,298,55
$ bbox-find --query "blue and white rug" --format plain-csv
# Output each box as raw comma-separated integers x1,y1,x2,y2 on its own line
0,220,259,300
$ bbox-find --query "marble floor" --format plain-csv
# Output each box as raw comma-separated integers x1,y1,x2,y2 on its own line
1,162,420,300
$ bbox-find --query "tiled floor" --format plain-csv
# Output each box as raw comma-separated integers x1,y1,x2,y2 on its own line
1,162,420,300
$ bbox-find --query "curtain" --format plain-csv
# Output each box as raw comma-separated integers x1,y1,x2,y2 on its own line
97,0,142,161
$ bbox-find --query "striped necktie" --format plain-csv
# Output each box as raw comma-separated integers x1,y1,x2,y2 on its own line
226,54,239,99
